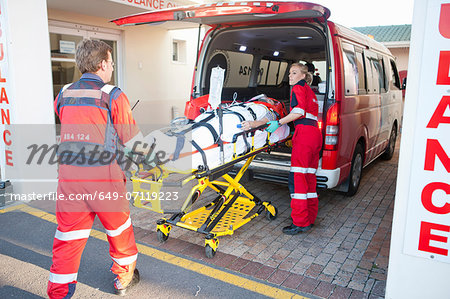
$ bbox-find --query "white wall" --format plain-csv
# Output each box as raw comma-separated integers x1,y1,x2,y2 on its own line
121,26,198,127
2,0,57,193
389,47,410,72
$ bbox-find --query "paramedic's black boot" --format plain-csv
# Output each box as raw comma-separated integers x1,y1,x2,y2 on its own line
115,268,140,296
282,224,312,235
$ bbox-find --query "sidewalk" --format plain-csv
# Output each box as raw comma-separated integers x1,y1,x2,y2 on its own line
126,139,400,299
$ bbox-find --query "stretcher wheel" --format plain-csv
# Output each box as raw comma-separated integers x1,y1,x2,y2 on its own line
266,206,278,221
157,229,169,243
205,244,216,258
205,236,218,258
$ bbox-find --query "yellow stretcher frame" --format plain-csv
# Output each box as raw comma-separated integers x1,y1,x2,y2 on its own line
130,124,281,258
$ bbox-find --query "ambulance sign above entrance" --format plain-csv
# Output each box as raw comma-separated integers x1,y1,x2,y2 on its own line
401,2,450,264
109,0,179,11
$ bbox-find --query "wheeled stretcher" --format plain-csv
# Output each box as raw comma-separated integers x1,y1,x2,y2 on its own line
130,124,286,258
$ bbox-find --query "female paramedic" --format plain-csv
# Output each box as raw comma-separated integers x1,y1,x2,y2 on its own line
266,63,322,235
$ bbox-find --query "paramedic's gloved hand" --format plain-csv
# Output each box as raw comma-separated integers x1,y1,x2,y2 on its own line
266,121,280,133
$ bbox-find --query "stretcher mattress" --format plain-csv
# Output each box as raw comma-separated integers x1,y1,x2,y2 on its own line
145,102,289,172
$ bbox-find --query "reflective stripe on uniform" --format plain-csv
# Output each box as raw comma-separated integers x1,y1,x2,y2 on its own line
305,113,318,121
63,89,102,99
111,253,138,266
49,272,78,284
307,192,318,198
290,166,317,174
55,229,91,241
101,84,115,94
105,217,132,237
61,83,73,92
291,193,307,200
291,107,304,115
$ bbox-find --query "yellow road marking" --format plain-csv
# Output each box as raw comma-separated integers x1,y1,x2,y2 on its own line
0,203,27,213
2,204,309,299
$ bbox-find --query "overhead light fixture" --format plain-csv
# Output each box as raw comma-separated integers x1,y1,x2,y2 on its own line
273,51,279,57
239,45,247,52
296,36,312,40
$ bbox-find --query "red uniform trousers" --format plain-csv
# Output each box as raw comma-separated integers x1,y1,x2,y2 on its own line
47,163,138,299
288,124,322,227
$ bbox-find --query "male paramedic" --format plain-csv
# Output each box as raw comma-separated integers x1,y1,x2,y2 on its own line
48,39,149,298
266,63,322,235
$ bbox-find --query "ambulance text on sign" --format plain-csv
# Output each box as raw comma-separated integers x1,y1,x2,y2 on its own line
403,2,450,263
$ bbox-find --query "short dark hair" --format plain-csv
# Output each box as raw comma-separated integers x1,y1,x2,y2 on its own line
75,39,112,74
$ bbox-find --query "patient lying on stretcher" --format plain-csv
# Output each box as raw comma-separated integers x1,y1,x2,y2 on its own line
144,96,290,172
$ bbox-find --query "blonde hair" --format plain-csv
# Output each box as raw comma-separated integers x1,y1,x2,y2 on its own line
290,63,313,85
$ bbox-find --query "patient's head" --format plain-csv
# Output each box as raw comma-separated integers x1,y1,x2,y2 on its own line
258,97,275,106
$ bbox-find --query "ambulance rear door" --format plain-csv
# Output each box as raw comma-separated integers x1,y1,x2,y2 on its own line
112,2,330,27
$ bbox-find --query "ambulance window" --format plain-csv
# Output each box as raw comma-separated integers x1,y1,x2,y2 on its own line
343,48,358,96
204,50,253,89
311,60,326,84
226,51,253,88
381,56,389,92
258,60,288,86
355,51,366,94
371,58,383,93
390,60,401,90
363,50,380,94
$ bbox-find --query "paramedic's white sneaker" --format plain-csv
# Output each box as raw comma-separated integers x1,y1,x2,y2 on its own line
282,224,312,235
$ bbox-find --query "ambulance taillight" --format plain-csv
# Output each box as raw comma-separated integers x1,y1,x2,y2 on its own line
324,102,340,150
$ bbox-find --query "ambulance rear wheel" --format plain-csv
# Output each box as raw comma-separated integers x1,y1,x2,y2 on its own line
205,244,216,258
157,229,169,243
266,206,278,221
346,143,364,197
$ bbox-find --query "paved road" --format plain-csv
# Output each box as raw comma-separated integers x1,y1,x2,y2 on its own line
0,138,401,298
0,208,311,298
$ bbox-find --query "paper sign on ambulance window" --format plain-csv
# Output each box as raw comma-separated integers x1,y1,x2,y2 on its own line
402,2,450,263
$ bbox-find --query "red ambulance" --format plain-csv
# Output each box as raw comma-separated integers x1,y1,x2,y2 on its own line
114,1,404,196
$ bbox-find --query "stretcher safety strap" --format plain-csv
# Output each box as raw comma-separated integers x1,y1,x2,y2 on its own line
55,229,91,241
111,253,138,266
105,217,132,237
192,122,219,143
290,166,317,174
172,135,186,160
49,272,78,284
247,106,257,120
190,140,208,167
